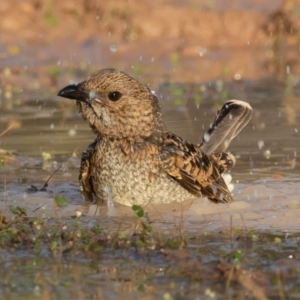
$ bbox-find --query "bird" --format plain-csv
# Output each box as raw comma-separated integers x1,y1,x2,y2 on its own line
58,68,252,207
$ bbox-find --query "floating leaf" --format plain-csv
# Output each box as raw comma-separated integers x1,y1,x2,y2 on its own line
7,45,20,55
41,152,52,161
274,237,282,243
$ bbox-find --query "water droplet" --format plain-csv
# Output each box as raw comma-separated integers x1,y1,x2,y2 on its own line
224,140,229,149
204,133,210,142
234,73,242,80
199,48,206,57
215,79,223,91
258,140,264,149
264,150,271,159
95,15,100,20
110,45,117,52
68,129,76,137
286,65,290,74
50,123,54,129
151,57,155,62
57,60,61,65
89,90,96,99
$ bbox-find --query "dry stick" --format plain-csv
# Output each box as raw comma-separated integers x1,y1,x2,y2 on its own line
0,123,16,137
276,269,286,300
178,199,195,235
32,203,46,213
147,202,184,243
230,215,234,245
217,208,228,235
237,271,269,300
0,178,7,223
143,194,176,239
240,212,249,236
40,165,62,191
111,218,128,250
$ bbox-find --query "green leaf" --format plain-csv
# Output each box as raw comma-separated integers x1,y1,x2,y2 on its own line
132,205,144,218
136,240,145,247
9,206,19,215
137,284,145,292
274,237,282,244
9,205,26,215
136,208,144,218
16,206,27,215
54,195,67,208
84,242,103,252
132,205,141,211
232,250,243,261
91,225,102,234
51,240,58,249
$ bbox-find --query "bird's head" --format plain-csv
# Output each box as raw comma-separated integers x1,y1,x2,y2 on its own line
58,68,165,139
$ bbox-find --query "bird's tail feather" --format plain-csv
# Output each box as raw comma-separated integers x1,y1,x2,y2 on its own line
199,100,252,154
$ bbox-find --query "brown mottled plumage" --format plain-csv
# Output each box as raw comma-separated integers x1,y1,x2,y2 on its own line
58,69,252,206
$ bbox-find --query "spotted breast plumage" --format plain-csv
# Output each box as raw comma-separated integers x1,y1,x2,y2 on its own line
58,68,252,206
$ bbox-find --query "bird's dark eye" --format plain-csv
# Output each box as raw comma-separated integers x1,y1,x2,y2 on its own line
108,91,122,101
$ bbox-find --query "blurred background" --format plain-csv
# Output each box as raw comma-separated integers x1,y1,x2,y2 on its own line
0,0,299,185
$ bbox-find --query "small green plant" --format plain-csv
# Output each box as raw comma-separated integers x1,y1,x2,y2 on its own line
132,205,144,218
54,195,68,208
9,205,27,217
44,1,58,26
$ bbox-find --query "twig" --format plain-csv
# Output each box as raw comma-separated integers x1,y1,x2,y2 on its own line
40,165,61,191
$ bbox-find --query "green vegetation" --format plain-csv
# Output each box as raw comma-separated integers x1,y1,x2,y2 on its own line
0,202,300,298
44,1,58,27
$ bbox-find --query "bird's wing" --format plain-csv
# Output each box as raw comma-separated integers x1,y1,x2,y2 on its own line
159,133,233,203
79,140,97,202
199,100,252,154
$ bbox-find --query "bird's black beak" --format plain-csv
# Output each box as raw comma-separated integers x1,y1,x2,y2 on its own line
57,83,89,102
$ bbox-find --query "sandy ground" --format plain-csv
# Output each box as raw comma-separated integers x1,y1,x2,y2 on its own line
1,0,300,89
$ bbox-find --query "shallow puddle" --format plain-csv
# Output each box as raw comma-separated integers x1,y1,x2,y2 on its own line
1,77,299,228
